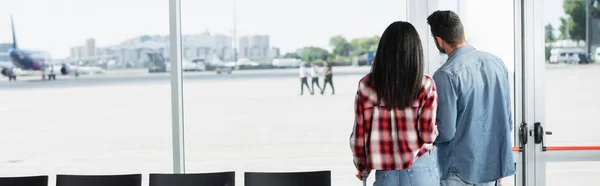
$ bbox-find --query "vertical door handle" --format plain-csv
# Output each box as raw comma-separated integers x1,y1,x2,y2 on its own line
518,122,528,152
534,122,551,151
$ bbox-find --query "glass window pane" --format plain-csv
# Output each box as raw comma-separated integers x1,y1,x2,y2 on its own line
543,0,600,146
546,162,600,186
182,0,405,185
542,0,600,184
0,1,172,185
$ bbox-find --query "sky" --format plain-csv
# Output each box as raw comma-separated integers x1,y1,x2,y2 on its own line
0,0,565,59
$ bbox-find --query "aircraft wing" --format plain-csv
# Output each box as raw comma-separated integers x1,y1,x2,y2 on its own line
0,61,13,68
42,59,71,66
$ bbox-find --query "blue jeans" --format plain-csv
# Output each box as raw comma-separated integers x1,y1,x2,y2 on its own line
440,170,498,186
373,149,440,186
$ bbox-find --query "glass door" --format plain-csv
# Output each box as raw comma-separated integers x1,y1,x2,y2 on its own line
526,0,600,185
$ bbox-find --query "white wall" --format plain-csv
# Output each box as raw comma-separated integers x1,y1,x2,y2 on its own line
409,0,516,73
462,0,515,73
407,0,440,75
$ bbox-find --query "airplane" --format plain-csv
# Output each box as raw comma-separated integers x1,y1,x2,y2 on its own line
0,15,73,81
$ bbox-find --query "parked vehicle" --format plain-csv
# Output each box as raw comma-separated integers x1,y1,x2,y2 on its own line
214,62,234,74
549,47,585,64
147,53,205,73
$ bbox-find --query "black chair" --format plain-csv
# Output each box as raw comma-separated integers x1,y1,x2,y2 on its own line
0,175,48,186
56,174,141,186
150,171,235,186
244,171,331,186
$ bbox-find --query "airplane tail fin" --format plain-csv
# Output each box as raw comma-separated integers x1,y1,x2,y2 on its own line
10,15,17,49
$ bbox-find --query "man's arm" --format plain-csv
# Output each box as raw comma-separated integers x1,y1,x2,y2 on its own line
432,71,458,143
349,90,370,178
503,64,514,132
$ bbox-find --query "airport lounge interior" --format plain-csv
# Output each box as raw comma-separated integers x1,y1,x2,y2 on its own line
1,0,600,186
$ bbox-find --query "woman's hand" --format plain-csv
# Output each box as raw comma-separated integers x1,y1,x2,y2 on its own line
356,172,367,181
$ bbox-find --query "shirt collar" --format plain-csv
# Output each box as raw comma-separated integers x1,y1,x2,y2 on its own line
447,44,475,61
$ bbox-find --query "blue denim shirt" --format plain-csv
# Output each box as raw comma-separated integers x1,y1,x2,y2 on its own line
433,45,515,183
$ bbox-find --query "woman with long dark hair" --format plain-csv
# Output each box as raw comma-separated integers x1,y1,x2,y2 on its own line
350,21,439,186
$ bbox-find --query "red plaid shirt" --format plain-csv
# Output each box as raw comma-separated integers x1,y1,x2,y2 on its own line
350,74,438,177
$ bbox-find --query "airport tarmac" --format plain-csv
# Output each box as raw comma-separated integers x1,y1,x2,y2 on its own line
0,67,370,90
1,65,599,186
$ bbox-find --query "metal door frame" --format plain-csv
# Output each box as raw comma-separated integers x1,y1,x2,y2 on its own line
168,0,186,174
521,0,600,185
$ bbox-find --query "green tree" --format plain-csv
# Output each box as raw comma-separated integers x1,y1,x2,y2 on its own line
282,52,301,59
299,47,330,62
545,24,556,61
558,17,570,39
559,0,600,40
545,23,556,42
350,36,380,56
545,46,552,61
329,35,352,57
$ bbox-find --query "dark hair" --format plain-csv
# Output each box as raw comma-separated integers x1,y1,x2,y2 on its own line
427,10,465,46
370,21,423,109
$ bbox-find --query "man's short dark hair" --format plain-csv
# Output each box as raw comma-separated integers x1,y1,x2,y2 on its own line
427,10,465,46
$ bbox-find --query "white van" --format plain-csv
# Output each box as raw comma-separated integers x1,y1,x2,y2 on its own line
549,47,585,64
164,59,206,72
595,47,600,63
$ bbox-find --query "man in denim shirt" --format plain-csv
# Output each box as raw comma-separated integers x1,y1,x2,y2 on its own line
427,10,515,186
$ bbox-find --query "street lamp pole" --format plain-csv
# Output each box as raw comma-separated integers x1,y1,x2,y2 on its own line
586,0,592,57
586,0,589,53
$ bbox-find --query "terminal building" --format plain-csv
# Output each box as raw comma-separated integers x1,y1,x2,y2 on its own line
0,43,12,53
70,32,279,68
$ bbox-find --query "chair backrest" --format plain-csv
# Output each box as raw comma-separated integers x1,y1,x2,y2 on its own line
56,174,141,186
244,171,331,186
149,171,235,186
0,175,48,186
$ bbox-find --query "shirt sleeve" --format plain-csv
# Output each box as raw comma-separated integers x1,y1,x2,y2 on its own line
349,89,370,177
417,77,439,145
433,71,458,143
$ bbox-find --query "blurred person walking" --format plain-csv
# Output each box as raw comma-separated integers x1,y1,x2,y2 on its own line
299,62,312,95
321,61,335,95
310,63,323,94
